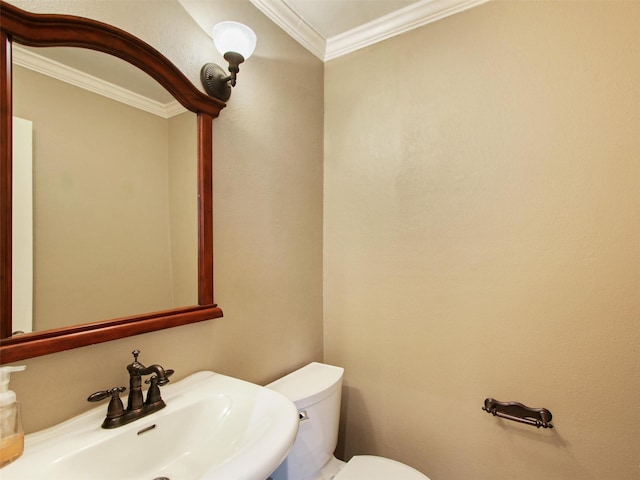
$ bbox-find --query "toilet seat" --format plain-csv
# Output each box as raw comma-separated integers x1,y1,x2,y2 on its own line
333,455,430,480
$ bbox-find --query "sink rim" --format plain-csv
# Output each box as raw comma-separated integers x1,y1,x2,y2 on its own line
4,371,299,480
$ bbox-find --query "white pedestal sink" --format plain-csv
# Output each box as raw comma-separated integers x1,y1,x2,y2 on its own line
1,371,299,480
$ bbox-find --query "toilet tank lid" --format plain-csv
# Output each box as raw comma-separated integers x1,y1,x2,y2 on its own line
266,362,344,406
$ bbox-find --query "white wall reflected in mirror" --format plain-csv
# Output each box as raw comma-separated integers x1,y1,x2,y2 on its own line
12,116,34,335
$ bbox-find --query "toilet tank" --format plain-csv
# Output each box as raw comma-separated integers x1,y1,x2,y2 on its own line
267,362,344,480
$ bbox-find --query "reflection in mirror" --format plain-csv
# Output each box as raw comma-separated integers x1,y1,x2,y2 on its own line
11,46,197,334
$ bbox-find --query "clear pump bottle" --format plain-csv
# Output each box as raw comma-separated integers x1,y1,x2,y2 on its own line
0,365,26,468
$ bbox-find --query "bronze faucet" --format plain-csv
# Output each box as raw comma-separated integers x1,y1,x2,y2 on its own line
88,349,174,429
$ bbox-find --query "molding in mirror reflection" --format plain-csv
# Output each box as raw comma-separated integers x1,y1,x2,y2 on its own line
0,2,226,363
12,44,187,118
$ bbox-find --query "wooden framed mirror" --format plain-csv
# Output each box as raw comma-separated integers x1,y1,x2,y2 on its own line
0,2,224,363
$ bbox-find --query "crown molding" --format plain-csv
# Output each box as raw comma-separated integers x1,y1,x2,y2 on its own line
325,0,491,61
249,0,326,60
250,0,490,62
12,45,186,118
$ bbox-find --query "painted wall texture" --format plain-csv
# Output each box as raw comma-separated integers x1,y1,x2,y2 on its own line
7,0,324,433
324,2,639,479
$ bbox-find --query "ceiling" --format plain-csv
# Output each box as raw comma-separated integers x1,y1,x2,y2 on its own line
284,0,419,38
249,0,490,61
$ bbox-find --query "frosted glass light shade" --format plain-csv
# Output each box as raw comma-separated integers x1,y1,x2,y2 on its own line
212,21,257,60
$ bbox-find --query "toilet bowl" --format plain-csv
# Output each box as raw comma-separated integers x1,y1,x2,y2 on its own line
267,362,430,480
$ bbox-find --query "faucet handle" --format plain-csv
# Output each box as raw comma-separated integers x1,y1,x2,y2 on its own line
88,387,127,422
87,386,126,403
144,369,174,384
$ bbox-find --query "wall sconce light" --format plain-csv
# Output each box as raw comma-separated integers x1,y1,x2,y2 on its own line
200,21,257,102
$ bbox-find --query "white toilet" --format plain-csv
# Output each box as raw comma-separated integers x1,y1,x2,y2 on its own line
267,362,430,480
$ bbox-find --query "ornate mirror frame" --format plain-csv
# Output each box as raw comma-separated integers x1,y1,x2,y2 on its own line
0,2,225,363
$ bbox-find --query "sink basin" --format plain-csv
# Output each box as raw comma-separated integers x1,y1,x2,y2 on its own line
1,371,299,480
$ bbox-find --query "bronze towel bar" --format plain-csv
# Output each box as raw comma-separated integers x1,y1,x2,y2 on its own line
482,398,553,429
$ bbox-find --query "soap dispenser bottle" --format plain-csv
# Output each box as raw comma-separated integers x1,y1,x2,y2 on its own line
0,365,26,468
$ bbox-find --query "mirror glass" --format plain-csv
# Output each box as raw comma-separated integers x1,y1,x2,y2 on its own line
10,45,198,335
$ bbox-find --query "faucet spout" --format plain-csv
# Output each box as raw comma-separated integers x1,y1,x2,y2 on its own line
138,364,171,386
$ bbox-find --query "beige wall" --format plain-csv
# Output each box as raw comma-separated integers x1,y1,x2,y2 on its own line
324,2,639,480
7,0,324,433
